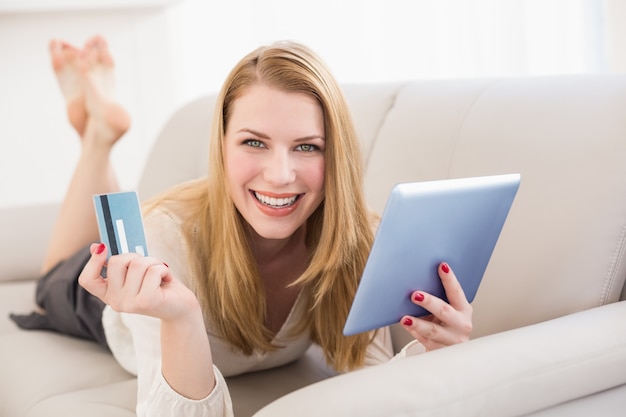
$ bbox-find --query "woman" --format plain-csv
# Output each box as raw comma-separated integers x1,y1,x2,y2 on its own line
15,36,473,416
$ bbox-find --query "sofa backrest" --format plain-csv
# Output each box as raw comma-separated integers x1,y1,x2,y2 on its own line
139,75,626,349
359,76,626,337
138,95,214,200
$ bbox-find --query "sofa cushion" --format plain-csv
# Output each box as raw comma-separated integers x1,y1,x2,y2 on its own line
0,281,134,417
0,204,59,283
24,380,137,417
521,384,626,417
1,280,337,417
254,301,626,417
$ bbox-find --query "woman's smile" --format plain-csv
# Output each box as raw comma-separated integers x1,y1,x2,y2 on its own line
251,190,303,216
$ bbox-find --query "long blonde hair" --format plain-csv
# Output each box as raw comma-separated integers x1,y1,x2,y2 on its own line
148,41,374,371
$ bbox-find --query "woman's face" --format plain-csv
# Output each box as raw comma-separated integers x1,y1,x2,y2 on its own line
224,84,326,241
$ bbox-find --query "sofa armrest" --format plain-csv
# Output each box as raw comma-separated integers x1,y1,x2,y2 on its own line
0,203,59,282
254,301,626,417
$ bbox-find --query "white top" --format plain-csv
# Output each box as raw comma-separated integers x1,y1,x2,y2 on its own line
102,207,424,417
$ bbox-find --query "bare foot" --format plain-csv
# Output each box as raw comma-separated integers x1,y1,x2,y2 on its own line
49,36,130,145
79,36,131,147
49,39,87,136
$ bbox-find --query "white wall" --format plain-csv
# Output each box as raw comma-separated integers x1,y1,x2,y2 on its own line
0,2,184,208
174,0,609,105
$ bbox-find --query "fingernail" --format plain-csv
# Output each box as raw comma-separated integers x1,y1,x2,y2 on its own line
402,318,413,326
413,292,425,302
441,262,450,273
95,243,106,255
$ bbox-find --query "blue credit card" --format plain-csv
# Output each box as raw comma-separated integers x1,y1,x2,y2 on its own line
93,191,149,267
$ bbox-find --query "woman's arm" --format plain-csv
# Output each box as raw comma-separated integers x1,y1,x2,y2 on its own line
161,299,215,399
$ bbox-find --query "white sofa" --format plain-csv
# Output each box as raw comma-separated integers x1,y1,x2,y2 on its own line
2,75,626,417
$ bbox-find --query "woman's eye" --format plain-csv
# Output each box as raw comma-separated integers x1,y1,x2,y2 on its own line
244,139,264,148
296,144,317,152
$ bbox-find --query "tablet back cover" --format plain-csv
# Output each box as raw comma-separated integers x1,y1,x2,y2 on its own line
343,174,520,336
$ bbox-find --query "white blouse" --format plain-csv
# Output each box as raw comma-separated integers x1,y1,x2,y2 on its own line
102,207,423,417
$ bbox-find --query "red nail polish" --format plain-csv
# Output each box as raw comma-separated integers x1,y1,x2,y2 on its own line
95,243,106,255
441,262,450,273
402,318,413,326
413,292,425,302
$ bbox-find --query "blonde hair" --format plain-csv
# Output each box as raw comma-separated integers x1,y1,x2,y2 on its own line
148,41,374,371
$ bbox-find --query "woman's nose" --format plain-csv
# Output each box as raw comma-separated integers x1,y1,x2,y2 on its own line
263,151,296,186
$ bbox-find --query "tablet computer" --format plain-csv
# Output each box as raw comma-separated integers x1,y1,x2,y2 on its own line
343,173,520,336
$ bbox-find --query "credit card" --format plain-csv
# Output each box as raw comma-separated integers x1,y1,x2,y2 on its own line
93,191,149,276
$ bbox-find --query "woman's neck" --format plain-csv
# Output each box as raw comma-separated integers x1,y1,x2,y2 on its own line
246,224,308,333
247,224,306,263
246,224,309,287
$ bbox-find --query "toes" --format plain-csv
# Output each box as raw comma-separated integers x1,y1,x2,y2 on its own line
87,35,115,68
50,40,82,73
49,40,64,71
97,41,115,68
79,46,97,75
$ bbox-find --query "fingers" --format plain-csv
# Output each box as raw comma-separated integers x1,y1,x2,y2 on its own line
438,262,471,312
124,258,170,313
78,243,109,299
78,243,170,315
401,316,458,350
105,254,169,314
400,262,473,350
415,263,473,328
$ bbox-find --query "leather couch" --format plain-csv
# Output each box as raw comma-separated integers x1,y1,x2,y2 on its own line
2,75,626,416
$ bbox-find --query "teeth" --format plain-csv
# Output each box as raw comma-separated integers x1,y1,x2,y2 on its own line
254,192,298,208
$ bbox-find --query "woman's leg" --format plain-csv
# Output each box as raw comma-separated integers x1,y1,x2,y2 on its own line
42,36,131,274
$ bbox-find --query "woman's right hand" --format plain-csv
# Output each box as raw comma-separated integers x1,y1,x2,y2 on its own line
80,242,217,400
78,243,199,322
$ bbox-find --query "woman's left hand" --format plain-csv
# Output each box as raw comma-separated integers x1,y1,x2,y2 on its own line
401,262,473,351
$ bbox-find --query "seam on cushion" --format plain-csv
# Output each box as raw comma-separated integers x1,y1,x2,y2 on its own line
601,224,626,304
363,82,408,169
26,377,136,416
485,343,626,413
445,79,499,179
416,341,626,416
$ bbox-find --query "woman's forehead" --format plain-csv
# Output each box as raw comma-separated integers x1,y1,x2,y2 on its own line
226,84,324,137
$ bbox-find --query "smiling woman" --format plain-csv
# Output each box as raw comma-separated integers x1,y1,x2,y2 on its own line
8,33,481,416
3,2,626,415
12,37,473,417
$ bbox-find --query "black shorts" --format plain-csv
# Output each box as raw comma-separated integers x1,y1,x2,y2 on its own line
10,244,109,350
